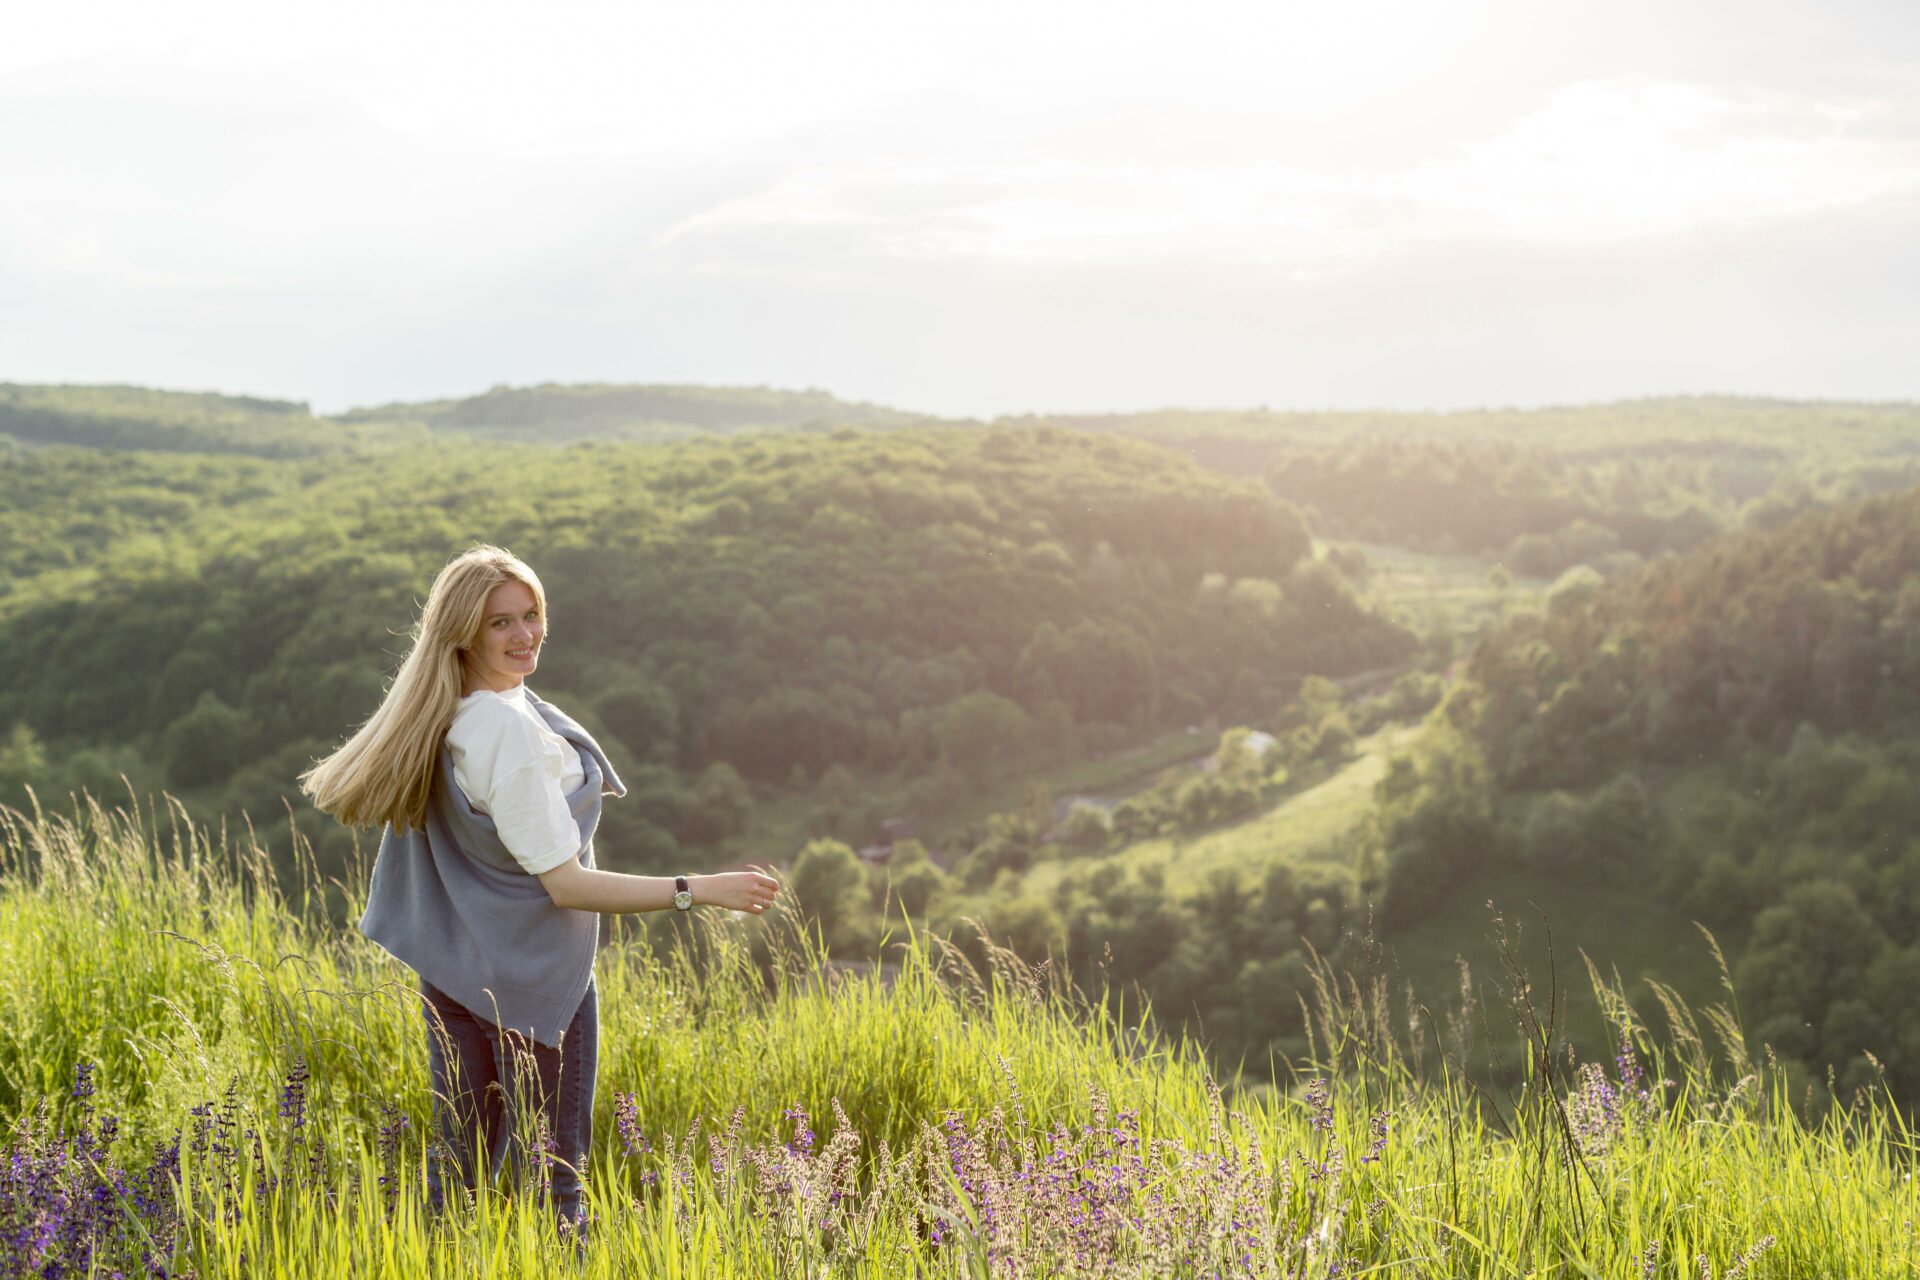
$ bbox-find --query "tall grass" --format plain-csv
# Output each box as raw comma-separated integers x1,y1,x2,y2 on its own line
3,789,1915,1277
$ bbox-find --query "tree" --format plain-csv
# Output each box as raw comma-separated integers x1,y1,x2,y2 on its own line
884,840,947,916
679,761,753,844
594,678,681,765
1056,802,1113,848
983,893,1066,961
935,692,1034,793
1545,565,1604,617
1375,729,1499,926
789,838,872,957
162,692,252,790
0,722,53,805
957,811,1040,889
1740,880,1880,1063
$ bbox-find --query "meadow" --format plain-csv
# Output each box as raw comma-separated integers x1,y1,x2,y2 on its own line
5,790,1914,1278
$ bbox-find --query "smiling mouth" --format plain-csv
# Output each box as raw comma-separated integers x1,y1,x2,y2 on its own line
507,648,535,659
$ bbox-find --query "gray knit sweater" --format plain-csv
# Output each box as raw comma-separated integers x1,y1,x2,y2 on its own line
359,688,626,1047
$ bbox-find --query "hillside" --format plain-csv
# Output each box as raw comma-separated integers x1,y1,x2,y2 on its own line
0,425,1413,896
1027,397,1920,578
1418,485,1920,1099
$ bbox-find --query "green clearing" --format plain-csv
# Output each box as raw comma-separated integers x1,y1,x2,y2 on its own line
1333,539,1553,643
1017,724,1418,899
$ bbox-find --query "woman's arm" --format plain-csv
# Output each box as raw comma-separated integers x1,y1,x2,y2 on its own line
537,860,779,915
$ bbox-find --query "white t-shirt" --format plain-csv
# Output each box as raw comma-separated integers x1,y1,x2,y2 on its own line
446,685,587,876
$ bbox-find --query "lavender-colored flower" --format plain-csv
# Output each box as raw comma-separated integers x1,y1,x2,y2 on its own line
1360,1110,1392,1164
782,1105,817,1158
1304,1078,1333,1133
612,1091,649,1158
277,1057,309,1129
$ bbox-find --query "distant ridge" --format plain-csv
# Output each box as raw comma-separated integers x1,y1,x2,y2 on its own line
336,380,932,442
8,380,1916,458
0,382,332,457
0,380,935,455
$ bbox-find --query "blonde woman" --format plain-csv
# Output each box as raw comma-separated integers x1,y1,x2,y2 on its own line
301,544,777,1243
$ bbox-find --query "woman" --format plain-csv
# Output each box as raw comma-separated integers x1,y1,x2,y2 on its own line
300,544,777,1242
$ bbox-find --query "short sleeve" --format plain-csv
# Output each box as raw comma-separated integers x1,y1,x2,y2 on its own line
484,761,581,875
448,696,582,875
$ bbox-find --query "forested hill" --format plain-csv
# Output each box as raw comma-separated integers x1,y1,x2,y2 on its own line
0,384,362,457
1018,397,1920,578
0,381,927,456
1389,485,1920,1098
0,425,1415,883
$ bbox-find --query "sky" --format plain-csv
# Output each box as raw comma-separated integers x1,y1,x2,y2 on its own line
3,0,1917,418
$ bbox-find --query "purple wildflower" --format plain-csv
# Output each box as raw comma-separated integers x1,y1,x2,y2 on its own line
1304,1078,1334,1133
277,1056,309,1129
612,1091,650,1158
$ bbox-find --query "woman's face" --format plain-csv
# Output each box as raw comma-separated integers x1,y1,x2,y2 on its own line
464,578,544,693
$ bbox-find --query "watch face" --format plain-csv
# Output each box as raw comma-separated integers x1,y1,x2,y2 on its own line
673,890,694,910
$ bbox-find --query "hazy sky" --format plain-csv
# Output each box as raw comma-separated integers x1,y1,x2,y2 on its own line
4,0,1917,417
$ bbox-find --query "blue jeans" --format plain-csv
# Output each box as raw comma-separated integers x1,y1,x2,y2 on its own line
419,973,597,1243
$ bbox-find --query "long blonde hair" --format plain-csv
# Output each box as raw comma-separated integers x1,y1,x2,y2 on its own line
300,544,550,832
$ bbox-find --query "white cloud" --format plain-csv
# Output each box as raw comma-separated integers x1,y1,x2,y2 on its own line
645,75,1920,283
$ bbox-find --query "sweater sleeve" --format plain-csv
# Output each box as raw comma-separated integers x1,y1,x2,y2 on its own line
449,700,582,876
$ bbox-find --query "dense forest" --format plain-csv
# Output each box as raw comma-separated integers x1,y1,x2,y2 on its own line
1372,487,1920,1098
0,418,1413,897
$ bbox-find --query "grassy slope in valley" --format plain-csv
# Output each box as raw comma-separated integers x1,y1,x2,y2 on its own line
1018,726,1411,899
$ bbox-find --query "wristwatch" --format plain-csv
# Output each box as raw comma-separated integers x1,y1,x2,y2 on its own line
672,876,694,911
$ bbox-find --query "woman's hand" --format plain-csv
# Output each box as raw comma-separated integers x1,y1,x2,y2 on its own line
694,868,780,914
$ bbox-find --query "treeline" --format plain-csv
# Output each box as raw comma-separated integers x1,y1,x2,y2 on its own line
1377,486,1920,1100
0,426,1414,889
